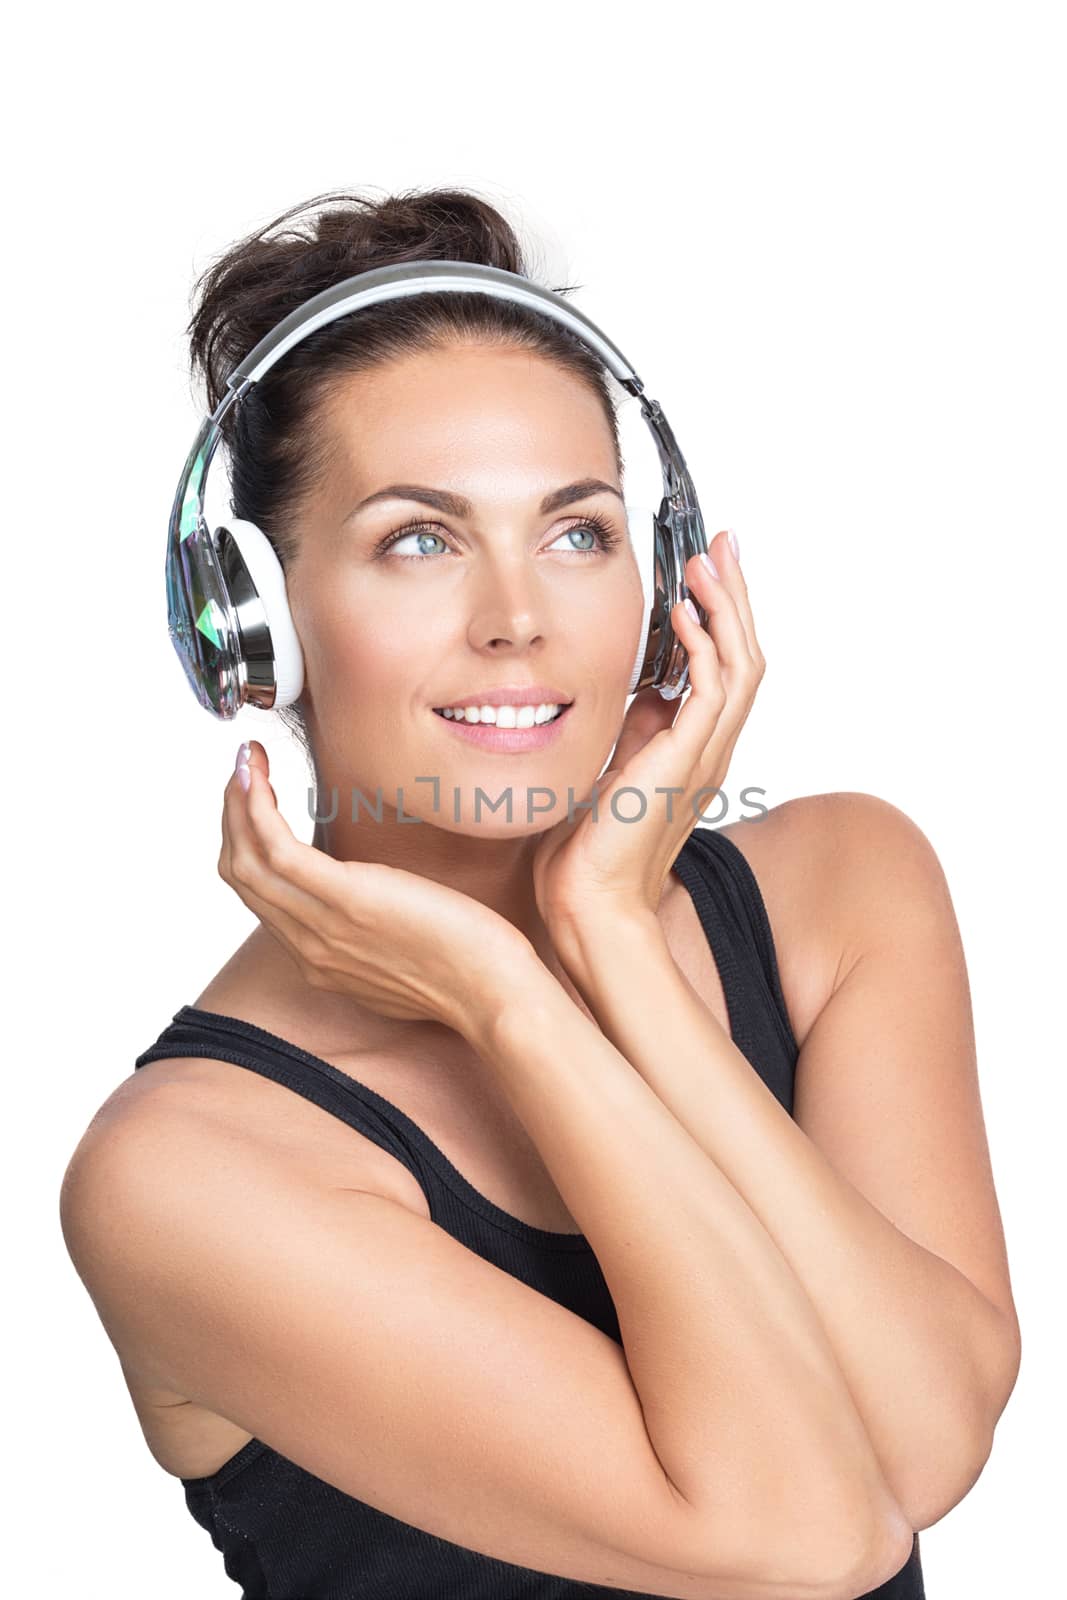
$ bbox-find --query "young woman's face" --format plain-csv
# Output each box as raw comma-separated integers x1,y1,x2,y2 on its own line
289,341,646,836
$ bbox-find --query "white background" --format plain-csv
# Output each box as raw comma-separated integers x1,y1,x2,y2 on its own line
9,1,1063,1594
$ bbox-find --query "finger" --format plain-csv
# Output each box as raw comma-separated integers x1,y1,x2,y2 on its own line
708,529,763,665
594,595,728,801
671,579,760,803
609,686,678,775
685,545,753,684
653,543,752,767
240,739,279,805
236,743,348,908
223,745,337,937
221,761,329,963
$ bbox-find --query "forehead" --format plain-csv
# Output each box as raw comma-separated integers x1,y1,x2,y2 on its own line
320,342,618,495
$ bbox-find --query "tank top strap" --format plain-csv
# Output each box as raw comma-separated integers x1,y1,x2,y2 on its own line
133,1008,600,1259
134,1007,429,1182
672,826,799,1084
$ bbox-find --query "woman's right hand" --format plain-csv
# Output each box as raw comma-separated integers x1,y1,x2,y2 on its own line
218,741,535,1037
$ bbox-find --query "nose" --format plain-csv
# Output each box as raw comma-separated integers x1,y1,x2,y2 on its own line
466,552,551,655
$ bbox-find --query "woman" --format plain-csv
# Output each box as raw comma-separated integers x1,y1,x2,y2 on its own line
60,187,1020,1600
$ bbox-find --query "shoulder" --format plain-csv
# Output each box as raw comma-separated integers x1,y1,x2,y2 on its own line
59,1070,236,1383
61,1062,249,1236
711,792,944,1042
725,789,937,875
61,1045,306,1290
59,1076,334,1408
724,790,941,905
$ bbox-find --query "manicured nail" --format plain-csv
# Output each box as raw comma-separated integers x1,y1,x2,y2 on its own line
237,763,251,793
700,551,719,580
235,741,250,771
684,597,700,623
727,528,740,561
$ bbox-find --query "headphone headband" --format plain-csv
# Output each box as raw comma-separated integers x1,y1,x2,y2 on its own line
166,258,708,720
226,259,641,394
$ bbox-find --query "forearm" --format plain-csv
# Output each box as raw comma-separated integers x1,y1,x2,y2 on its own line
464,956,911,1582
561,908,1007,1530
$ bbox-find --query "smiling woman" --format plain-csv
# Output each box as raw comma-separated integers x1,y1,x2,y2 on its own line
59,183,1017,1600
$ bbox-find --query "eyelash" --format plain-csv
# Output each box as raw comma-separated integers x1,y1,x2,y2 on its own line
375,510,623,562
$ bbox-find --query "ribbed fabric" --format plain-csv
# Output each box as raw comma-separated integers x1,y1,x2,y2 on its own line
132,824,924,1599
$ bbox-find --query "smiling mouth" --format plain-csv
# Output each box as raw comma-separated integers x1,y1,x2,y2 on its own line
431,703,572,727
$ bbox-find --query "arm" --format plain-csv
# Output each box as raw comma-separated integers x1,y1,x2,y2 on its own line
551,794,1022,1533
471,955,915,1594
62,969,909,1600
145,727,907,1590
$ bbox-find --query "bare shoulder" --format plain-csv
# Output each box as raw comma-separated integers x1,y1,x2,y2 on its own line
729,789,949,953
711,792,930,1049
721,789,929,891
59,1070,247,1399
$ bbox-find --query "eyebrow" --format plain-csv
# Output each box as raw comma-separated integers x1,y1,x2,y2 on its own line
344,477,625,523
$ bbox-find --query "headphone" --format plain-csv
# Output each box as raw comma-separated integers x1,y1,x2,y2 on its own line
165,258,710,721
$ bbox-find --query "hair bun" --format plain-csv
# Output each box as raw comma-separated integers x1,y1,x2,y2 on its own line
314,188,527,276
187,186,530,420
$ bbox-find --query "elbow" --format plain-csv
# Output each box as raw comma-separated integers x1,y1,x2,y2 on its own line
705,1473,914,1599
779,1463,916,1600
898,1314,1019,1534
874,1309,1019,1537
809,1500,916,1600
896,1417,996,1533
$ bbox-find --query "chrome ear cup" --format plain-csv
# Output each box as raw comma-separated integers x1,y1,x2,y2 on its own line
623,501,698,700
166,517,304,719
166,513,242,720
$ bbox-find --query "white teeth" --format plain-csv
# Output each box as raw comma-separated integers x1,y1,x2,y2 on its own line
437,702,566,726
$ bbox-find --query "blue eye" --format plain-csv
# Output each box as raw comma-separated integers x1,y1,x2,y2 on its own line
550,525,599,553
376,513,622,562
379,525,449,560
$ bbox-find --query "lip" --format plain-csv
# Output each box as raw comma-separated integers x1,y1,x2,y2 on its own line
431,684,573,711
431,701,575,752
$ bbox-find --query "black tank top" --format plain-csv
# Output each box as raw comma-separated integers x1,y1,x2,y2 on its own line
132,825,925,1599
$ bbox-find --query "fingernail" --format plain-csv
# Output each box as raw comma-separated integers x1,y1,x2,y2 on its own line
235,741,250,771
700,551,719,580
684,597,700,623
727,528,740,561
237,763,251,793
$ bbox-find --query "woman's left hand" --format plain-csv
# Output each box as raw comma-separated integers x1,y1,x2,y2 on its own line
531,529,765,959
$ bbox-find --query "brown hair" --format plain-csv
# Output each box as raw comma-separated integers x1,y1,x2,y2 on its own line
184,185,624,758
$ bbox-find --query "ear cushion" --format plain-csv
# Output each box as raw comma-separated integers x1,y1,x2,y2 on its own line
624,502,657,694
219,518,305,707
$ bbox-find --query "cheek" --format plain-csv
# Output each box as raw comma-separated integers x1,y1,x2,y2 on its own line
583,562,647,678
296,583,429,725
